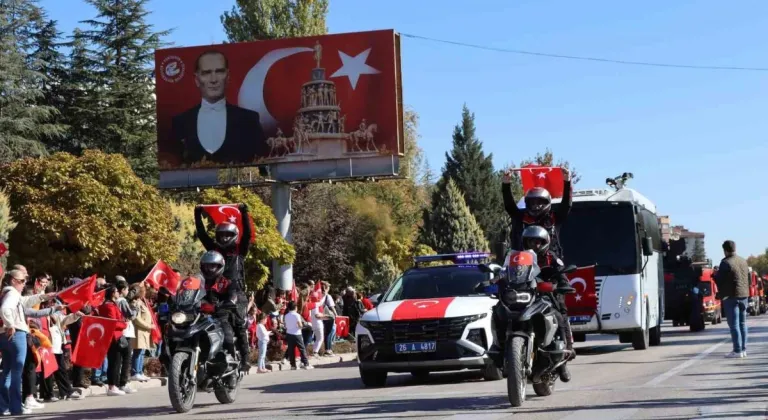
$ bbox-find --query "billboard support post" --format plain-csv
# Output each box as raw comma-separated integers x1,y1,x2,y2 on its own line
272,181,293,291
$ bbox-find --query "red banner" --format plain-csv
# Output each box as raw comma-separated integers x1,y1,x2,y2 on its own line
155,30,402,170
520,165,565,198
200,204,256,243
565,266,598,317
335,316,350,338
72,316,119,369
144,260,181,294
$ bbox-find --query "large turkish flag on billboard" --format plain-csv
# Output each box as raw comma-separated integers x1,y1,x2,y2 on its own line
155,29,403,171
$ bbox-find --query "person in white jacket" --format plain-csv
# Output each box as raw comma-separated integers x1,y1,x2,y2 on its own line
0,270,56,416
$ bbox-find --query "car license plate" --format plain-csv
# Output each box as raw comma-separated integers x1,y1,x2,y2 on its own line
395,341,437,354
569,315,592,323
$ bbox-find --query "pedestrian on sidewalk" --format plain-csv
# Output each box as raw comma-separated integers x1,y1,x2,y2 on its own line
714,240,750,358
283,301,313,370
255,313,272,373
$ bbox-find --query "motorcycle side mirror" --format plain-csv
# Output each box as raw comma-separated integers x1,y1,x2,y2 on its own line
642,237,653,256
562,264,578,274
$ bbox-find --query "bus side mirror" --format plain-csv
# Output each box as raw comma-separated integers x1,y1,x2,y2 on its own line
642,237,653,257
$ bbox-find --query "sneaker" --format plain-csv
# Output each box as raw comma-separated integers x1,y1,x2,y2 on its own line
43,396,59,403
66,392,84,401
107,388,125,396
301,364,314,370
24,397,44,409
290,366,298,371
725,351,744,359
141,374,152,382
742,351,748,358
129,375,141,382
120,386,137,394
2,410,9,415
325,351,335,356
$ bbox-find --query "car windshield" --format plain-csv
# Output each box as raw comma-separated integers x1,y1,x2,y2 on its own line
698,282,713,297
558,202,640,277
382,266,489,302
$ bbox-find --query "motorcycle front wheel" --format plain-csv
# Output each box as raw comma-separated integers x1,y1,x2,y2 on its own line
506,336,527,407
168,352,197,413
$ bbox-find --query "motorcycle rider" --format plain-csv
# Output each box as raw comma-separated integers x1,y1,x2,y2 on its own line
502,168,572,258
199,250,250,372
195,204,252,369
490,226,575,383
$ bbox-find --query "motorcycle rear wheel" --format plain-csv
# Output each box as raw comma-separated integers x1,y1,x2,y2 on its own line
168,352,196,414
506,336,527,407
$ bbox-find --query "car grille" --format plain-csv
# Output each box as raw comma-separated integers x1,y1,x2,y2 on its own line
366,316,475,344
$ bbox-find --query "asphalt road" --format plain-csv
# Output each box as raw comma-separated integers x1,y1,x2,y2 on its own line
32,316,768,420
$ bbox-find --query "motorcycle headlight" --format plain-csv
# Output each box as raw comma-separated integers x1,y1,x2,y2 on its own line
171,312,188,325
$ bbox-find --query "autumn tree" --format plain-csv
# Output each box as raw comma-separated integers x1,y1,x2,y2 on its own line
221,0,328,42
197,187,295,290
0,150,177,279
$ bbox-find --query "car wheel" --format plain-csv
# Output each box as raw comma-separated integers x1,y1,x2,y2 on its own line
360,368,387,388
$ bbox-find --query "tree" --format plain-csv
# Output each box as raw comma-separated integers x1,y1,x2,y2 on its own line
0,190,16,268
0,150,178,279
168,200,205,277
420,178,489,254
747,249,768,275
0,0,65,164
77,0,169,182
442,104,503,246
221,0,328,42
197,187,295,290
55,28,95,154
691,238,707,263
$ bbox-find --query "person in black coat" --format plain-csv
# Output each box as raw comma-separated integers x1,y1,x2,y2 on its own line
172,50,268,165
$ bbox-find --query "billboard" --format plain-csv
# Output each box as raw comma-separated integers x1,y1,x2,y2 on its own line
155,30,404,187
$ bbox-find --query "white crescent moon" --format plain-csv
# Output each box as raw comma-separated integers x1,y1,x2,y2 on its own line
86,322,105,340
412,300,440,307
569,278,587,292
153,270,167,285
238,47,314,133
218,205,240,217
512,254,521,263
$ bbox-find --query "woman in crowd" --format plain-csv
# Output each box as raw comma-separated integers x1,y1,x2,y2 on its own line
319,281,337,356
0,270,56,416
129,282,153,382
255,312,272,373
98,285,132,396
39,301,84,402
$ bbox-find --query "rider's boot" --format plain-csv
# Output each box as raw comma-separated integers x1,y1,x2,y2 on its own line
238,342,251,372
557,364,572,383
563,316,576,361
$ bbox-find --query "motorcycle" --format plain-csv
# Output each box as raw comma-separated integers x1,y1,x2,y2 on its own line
494,249,576,408
164,277,243,413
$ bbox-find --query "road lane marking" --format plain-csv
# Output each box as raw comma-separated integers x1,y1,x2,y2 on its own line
558,408,639,420
695,403,768,419
443,413,513,419
644,337,729,386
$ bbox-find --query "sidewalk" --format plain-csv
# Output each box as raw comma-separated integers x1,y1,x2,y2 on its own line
77,352,358,397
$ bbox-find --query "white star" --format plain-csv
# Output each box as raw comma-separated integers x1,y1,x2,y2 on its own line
575,294,582,302
536,172,547,179
89,340,96,347
330,48,380,90
228,216,237,223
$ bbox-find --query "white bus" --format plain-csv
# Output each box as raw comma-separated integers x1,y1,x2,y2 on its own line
519,174,664,350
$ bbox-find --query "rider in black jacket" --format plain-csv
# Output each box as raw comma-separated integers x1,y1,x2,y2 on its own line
194,204,252,370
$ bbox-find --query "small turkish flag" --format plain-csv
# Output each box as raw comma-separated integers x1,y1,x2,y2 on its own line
36,347,58,378
335,316,350,338
520,165,565,198
58,275,96,308
144,260,181,294
72,316,119,369
565,265,598,316
289,281,299,302
0,242,7,257
200,204,256,243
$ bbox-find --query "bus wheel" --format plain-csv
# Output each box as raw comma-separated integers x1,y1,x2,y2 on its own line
649,321,662,346
632,327,649,350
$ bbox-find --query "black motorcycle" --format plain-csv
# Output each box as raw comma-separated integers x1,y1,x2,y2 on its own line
495,250,576,408
164,277,243,413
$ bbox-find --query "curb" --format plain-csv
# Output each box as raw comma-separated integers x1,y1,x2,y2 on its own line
77,377,167,397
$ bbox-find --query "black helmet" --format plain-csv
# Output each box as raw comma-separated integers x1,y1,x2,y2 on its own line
200,251,226,281
215,222,239,248
524,187,552,217
521,225,550,254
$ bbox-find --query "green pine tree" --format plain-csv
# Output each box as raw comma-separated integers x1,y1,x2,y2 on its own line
221,0,328,42
77,0,170,183
442,104,504,247
692,238,707,263
0,0,64,164
420,177,489,254
57,28,96,154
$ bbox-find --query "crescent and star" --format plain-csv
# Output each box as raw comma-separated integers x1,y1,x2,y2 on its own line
569,277,588,302
238,46,381,133
86,322,106,347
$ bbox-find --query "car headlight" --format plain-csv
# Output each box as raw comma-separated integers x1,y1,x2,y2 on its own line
171,312,188,325
466,313,488,323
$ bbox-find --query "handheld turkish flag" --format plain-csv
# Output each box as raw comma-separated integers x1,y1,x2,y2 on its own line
35,347,59,378
335,316,350,338
72,316,119,369
144,260,181,295
0,242,7,257
289,281,299,302
58,275,97,309
520,165,565,198
200,204,256,244
146,299,162,345
565,266,598,317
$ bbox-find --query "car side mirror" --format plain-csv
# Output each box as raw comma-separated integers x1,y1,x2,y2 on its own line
642,237,653,256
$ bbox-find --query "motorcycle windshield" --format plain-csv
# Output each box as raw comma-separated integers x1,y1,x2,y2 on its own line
503,249,540,285
174,276,204,309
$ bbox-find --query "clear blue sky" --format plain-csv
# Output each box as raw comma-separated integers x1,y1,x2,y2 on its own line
42,0,768,261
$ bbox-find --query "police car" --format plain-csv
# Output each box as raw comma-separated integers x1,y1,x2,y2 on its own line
356,252,504,387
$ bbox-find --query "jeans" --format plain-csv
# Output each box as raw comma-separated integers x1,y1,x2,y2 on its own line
131,349,146,376
257,341,267,370
323,319,336,353
724,297,749,353
92,357,108,381
0,331,28,415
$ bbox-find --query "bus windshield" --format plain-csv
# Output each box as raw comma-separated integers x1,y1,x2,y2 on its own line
558,202,640,277
382,266,489,302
